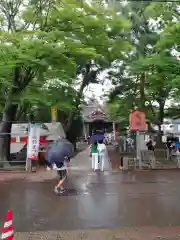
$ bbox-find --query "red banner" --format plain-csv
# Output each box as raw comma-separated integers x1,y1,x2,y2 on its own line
129,110,147,131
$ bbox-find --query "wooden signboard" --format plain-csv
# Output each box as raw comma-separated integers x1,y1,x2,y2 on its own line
51,106,57,122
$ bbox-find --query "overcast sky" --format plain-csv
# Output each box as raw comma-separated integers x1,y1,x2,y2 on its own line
84,72,113,103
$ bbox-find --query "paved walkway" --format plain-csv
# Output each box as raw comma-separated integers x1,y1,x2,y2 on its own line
0,147,92,182
1,147,180,239
69,147,92,171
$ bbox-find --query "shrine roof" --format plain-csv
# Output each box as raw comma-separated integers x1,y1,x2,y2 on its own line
81,104,112,122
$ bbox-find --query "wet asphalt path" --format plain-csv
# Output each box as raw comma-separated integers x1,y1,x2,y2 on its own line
1,170,180,233
1,146,180,237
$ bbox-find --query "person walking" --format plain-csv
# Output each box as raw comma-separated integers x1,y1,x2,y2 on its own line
47,156,70,194
45,138,73,194
89,141,99,170
97,140,111,172
54,156,70,194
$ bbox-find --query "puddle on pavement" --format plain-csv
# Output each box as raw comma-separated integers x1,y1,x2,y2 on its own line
55,188,79,196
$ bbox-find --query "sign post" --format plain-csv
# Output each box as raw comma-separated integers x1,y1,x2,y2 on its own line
26,123,40,172
129,110,147,169
51,106,57,123
113,121,116,140
129,110,146,131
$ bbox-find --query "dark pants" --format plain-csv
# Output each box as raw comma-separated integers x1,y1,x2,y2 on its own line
57,169,67,180
120,157,123,167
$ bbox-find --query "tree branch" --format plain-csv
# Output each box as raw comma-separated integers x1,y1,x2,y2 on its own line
0,0,22,32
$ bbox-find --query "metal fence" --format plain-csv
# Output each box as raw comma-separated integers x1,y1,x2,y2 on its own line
0,132,43,171
117,131,180,170
0,145,47,171
0,142,27,171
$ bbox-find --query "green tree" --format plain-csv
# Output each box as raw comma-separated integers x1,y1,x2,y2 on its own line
132,53,180,130
107,1,180,130
0,0,131,165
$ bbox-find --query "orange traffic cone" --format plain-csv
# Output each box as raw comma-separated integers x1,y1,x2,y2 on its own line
1,209,14,240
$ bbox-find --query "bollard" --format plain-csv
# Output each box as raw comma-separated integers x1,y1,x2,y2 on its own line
138,157,142,169
151,153,156,169
177,155,180,168
174,151,180,168
123,157,129,170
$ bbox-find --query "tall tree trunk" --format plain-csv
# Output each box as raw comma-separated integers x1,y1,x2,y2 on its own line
156,100,165,148
157,100,165,133
0,68,20,167
65,62,91,135
0,66,34,167
65,83,84,134
0,100,18,167
139,73,145,111
65,62,92,151
15,102,30,121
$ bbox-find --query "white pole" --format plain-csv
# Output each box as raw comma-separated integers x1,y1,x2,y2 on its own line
82,121,87,140
113,121,116,140
25,123,32,172
136,131,142,169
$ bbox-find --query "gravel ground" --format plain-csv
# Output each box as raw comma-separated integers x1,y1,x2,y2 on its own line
15,227,180,240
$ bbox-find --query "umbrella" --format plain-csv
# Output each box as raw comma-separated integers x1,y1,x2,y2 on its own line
45,138,74,165
90,134,105,141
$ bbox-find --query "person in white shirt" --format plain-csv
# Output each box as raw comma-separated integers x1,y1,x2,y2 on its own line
97,140,111,172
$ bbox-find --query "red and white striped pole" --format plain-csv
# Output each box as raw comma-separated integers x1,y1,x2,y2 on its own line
1,209,14,240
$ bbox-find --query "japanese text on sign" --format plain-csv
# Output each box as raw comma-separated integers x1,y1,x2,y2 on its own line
27,124,40,160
